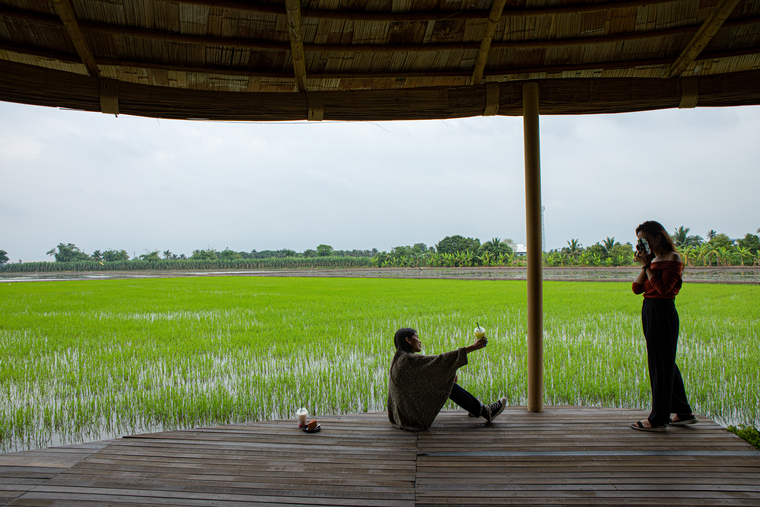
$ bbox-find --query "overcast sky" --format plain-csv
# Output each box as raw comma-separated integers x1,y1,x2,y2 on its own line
1,100,759,262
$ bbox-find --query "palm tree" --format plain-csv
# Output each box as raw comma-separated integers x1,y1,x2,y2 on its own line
163,249,173,260
736,246,751,266
602,237,615,253
479,251,494,267
673,226,690,247
680,245,697,267
717,246,735,266
697,243,713,266
707,230,717,241
463,250,476,267
567,239,582,258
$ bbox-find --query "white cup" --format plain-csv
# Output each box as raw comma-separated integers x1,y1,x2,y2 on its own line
296,408,308,427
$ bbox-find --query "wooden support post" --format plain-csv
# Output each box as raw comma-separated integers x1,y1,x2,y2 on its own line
470,0,508,85
285,0,307,91
664,0,742,78
51,0,100,77
523,82,543,413
99,78,119,114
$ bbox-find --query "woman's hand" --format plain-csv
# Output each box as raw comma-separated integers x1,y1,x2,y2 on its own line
465,337,488,354
634,248,647,266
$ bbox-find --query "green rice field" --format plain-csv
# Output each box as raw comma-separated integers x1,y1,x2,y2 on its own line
1,277,758,453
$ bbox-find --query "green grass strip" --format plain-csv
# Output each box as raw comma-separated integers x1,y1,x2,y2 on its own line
727,425,760,450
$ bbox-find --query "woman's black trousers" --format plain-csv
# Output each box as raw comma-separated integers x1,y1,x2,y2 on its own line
449,383,482,417
642,298,692,426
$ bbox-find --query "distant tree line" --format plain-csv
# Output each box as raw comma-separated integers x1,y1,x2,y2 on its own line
373,236,516,267
37,243,378,264
543,227,760,267
669,228,760,267
2,228,759,271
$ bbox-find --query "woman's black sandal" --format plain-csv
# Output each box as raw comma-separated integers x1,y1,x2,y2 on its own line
630,420,667,432
669,414,698,426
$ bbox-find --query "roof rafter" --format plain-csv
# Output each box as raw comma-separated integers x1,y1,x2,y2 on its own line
665,0,743,77
471,0,508,85
284,0,307,91
50,0,99,77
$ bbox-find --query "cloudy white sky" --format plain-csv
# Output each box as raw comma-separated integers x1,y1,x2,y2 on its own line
1,100,759,262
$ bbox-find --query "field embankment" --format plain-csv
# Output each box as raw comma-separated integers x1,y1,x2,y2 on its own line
2,266,759,284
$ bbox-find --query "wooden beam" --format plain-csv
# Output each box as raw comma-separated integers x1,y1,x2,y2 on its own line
664,0,743,78
50,0,100,77
284,0,307,92
2,4,757,55
171,0,680,22
3,59,760,120
470,0,508,86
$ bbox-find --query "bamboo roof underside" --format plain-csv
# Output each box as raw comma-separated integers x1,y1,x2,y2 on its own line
1,0,759,120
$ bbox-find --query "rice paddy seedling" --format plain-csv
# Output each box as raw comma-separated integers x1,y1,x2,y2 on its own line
1,277,757,452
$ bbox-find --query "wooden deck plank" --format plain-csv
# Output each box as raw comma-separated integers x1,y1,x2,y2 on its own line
18,486,416,506
0,440,113,507
1,407,758,506
416,409,760,506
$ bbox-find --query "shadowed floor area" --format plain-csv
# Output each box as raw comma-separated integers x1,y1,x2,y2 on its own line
1,406,759,506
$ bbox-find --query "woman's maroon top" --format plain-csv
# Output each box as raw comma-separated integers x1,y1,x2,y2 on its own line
632,260,683,299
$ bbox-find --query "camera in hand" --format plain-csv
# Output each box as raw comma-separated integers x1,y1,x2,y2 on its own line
637,238,653,263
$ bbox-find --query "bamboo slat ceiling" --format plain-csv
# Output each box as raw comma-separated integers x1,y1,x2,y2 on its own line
1,0,759,120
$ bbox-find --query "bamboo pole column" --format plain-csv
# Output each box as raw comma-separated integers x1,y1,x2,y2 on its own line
523,82,544,413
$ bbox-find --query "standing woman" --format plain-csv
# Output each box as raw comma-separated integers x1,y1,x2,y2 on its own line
631,220,698,431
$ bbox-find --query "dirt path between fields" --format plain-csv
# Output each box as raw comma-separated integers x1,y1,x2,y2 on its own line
3,266,759,284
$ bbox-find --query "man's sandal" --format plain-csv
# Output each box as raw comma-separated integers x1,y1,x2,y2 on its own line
670,414,699,426
630,420,667,432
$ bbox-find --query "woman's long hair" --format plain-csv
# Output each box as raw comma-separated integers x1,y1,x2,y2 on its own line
390,327,417,372
636,220,677,252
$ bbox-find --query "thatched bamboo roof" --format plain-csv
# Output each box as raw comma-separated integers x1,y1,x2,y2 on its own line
1,0,759,120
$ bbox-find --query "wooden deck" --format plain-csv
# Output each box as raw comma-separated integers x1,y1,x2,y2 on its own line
1,407,759,506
